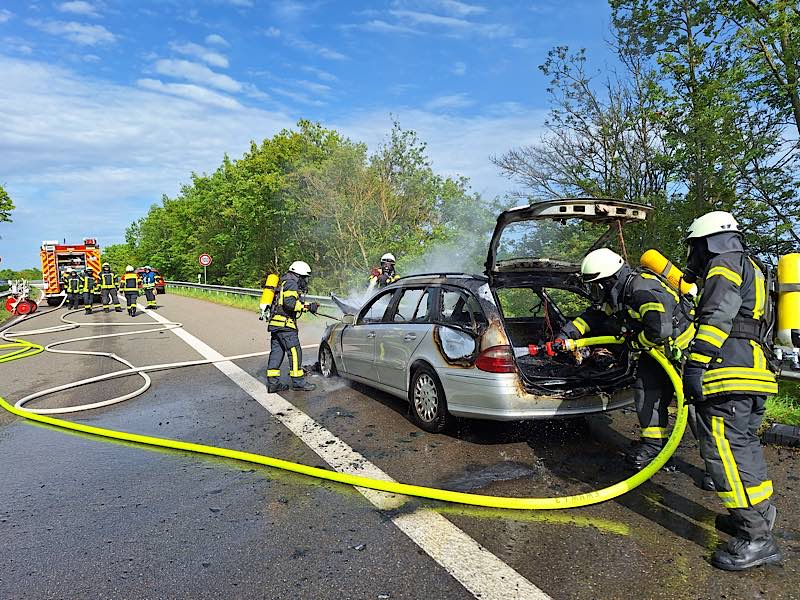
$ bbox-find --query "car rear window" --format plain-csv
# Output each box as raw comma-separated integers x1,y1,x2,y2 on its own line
495,220,606,265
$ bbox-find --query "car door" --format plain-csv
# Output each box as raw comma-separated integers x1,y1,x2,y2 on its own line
376,287,432,390
340,290,395,380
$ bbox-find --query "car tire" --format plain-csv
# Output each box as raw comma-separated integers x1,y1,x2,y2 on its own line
409,365,448,433
319,343,339,378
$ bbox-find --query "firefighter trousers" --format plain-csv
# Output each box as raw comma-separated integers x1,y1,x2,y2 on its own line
82,292,94,309
67,293,80,310
266,329,305,386
101,288,121,310
143,287,156,307
123,291,138,315
697,394,774,541
633,352,672,442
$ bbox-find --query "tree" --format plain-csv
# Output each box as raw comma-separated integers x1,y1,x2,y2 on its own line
0,184,14,233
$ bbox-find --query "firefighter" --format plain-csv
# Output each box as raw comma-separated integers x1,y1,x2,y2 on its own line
99,263,123,313
682,211,781,571
141,266,157,309
65,268,82,310
81,268,99,314
265,261,319,393
119,265,141,317
556,248,695,470
368,253,400,291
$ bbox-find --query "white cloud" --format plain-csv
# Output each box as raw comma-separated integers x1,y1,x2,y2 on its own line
2,36,34,54
285,34,346,60
271,87,325,107
0,9,14,23
424,93,474,111
169,42,229,68
154,59,241,92
56,2,100,18
388,9,512,38
359,20,421,34
294,79,332,96
227,0,254,7
0,55,292,268
137,78,241,109
437,0,486,17
205,33,229,47
263,26,281,37
452,61,466,76
28,20,115,45
301,65,338,82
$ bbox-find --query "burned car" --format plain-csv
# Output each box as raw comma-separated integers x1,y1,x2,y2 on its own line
319,198,651,432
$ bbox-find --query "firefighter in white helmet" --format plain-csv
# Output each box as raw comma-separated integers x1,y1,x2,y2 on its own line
265,260,319,393
682,210,781,571
119,265,140,317
368,252,399,292
556,247,695,469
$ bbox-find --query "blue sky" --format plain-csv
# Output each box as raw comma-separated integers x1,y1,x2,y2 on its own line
0,0,616,269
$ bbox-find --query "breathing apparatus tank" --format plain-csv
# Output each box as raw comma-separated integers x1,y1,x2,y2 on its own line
259,273,280,320
777,253,800,347
640,249,698,296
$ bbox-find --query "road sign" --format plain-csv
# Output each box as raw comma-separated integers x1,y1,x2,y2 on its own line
199,253,213,267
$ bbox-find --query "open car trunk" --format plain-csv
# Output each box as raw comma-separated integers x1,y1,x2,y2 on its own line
485,198,651,396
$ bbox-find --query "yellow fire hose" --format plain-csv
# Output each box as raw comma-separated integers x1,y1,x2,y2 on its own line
0,335,687,510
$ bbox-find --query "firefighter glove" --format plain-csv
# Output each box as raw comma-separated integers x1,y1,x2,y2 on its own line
306,301,320,314
682,363,706,405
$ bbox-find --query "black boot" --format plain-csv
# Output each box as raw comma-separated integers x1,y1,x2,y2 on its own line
267,382,289,393
626,439,662,470
716,504,776,537
711,535,782,571
85,307,92,315
115,307,122,312
291,381,316,391
104,308,110,313
701,472,716,491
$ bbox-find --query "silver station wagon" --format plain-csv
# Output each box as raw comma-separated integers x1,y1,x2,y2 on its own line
319,198,651,432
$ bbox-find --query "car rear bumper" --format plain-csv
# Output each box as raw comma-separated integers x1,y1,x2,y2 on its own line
440,369,634,420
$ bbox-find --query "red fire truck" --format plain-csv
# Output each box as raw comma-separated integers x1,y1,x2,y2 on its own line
40,239,103,306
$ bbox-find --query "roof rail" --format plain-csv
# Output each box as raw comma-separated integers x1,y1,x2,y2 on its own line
393,272,488,283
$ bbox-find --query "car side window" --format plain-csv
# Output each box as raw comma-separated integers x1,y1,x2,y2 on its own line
358,291,394,324
413,289,432,322
439,289,487,328
390,288,427,323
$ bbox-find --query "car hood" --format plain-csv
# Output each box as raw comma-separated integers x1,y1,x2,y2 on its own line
485,198,651,282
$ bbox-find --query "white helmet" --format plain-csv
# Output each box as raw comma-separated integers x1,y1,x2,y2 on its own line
685,211,739,240
125,265,134,272
288,260,311,276
380,253,396,263
144,265,152,270
580,248,625,282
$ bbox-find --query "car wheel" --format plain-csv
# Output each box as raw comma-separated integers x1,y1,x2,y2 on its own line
319,343,338,378
409,365,448,433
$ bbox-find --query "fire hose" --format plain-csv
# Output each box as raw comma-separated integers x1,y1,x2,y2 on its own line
0,307,688,509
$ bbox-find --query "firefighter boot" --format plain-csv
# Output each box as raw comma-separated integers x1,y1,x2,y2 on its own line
716,504,777,537
85,307,92,315
115,306,123,312
267,380,289,393
711,535,782,571
701,472,716,491
291,381,316,392
104,307,110,313
626,439,662,470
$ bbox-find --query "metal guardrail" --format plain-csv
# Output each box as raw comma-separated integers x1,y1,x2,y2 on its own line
166,281,335,307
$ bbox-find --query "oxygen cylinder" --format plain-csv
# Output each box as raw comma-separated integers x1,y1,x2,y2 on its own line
259,273,280,307
640,249,697,295
777,253,800,347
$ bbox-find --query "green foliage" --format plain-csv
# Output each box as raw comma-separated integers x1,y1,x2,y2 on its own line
0,267,43,280
0,184,14,238
765,381,800,426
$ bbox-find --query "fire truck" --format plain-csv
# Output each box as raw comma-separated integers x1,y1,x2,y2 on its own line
40,238,103,306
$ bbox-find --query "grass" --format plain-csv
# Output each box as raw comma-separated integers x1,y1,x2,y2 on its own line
167,285,261,313
765,380,800,426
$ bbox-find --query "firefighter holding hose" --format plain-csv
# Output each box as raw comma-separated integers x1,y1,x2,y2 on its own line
265,261,319,393
368,253,399,293
682,211,781,571
556,248,695,470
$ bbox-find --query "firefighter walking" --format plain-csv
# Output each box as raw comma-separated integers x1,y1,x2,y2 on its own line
682,211,781,571
119,265,141,317
99,263,123,313
557,248,695,469
141,266,158,309
81,268,99,314
265,261,319,393
65,268,82,310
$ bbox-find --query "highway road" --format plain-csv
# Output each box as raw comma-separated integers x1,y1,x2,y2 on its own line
1,293,798,599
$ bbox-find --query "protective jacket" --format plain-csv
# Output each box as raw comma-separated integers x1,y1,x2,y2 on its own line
369,266,399,289
81,273,99,294
119,273,140,291
100,270,117,289
561,266,695,352
686,252,777,397
66,274,82,294
141,271,156,288
268,273,307,331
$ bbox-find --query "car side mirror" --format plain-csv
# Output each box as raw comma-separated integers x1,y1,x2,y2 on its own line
342,314,355,325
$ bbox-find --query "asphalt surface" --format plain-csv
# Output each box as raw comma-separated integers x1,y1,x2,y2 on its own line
1,294,798,600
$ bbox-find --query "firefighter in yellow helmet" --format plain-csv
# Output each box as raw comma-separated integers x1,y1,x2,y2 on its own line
119,265,141,317
265,261,319,393
682,211,781,571
556,248,695,469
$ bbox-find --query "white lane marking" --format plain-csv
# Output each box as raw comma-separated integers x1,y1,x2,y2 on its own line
143,307,550,600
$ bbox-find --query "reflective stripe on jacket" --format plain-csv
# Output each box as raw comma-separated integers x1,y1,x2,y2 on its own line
100,271,117,289
268,274,305,330
120,273,140,290
81,275,99,293
67,276,82,293
687,253,777,396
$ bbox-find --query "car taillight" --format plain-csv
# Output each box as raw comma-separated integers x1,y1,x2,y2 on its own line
475,345,517,373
